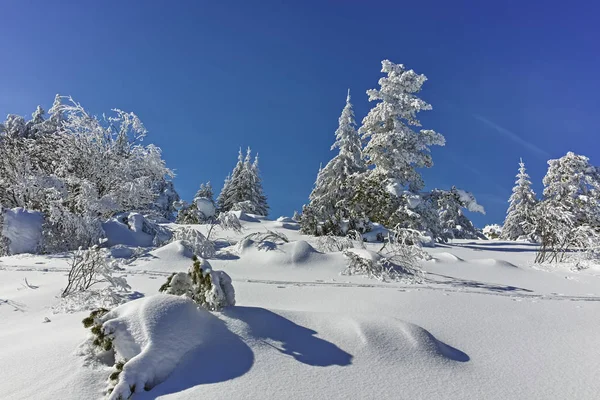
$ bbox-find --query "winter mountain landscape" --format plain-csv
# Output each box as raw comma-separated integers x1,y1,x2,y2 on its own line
2,2,600,400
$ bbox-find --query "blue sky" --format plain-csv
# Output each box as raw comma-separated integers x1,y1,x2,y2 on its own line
1,0,599,227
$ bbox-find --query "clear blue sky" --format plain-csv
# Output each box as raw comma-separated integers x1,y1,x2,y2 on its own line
1,0,599,227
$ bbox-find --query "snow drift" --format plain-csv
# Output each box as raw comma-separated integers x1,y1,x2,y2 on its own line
95,294,227,399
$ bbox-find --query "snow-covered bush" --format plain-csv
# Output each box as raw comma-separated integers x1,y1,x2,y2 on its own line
0,96,177,253
62,246,131,298
342,227,426,282
315,231,365,253
159,256,235,311
483,224,503,240
80,294,224,399
237,230,289,252
216,211,243,233
342,248,423,283
172,227,216,259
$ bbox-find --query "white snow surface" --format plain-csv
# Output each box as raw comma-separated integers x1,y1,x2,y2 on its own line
195,197,216,219
1,216,600,399
1,207,43,254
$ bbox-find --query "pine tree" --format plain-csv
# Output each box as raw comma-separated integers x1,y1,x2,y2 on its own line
501,158,537,240
534,152,600,263
302,90,366,235
359,60,445,192
194,182,214,204
217,147,268,215
250,154,269,216
217,149,245,212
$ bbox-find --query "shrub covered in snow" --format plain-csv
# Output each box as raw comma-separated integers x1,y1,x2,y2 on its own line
80,294,224,399
0,96,177,253
56,246,131,313
172,227,216,259
483,224,503,240
237,230,289,252
159,256,235,311
342,228,426,282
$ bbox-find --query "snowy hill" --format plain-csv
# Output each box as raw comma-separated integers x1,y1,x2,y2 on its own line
1,216,600,399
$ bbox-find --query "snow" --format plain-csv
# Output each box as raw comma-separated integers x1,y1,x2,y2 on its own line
102,214,154,247
2,207,44,254
97,294,222,399
195,197,216,219
2,216,600,399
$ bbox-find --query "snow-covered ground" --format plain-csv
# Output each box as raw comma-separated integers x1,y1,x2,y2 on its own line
1,217,599,399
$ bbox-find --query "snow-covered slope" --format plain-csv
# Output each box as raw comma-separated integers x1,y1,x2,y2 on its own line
1,217,599,399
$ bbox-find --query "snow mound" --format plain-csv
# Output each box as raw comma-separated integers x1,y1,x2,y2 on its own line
473,258,519,268
103,217,153,248
347,315,470,363
432,252,465,263
238,238,326,266
1,207,43,254
230,210,261,222
99,294,224,399
276,216,295,223
273,221,300,230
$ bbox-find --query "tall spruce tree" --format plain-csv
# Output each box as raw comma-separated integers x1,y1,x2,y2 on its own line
501,159,537,240
250,154,269,216
301,90,366,235
359,60,445,192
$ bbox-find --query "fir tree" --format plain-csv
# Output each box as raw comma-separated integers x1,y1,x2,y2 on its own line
250,154,269,216
501,158,537,240
359,60,445,192
534,152,600,263
195,182,214,204
302,90,366,235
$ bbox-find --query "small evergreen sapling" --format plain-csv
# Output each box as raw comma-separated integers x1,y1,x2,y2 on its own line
158,255,235,311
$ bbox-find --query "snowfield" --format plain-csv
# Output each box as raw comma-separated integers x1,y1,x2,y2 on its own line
1,216,600,400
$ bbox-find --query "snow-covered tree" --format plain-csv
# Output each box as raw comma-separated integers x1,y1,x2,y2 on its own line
302,90,366,235
0,96,176,252
534,152,600,263
195,182,214,205
359,60,445,192
501,159,537,240
432,187,485,241
217,147,268,215
249,154,269,216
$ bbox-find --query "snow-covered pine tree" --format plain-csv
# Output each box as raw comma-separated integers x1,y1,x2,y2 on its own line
433,187,485,241
359,60,445,192
195,182,215,205
216,174,231,212
501,158,537,240
249,154,269,216
534,152,600,263
301,90,366,235
217,149,245,212
352,60,445,229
